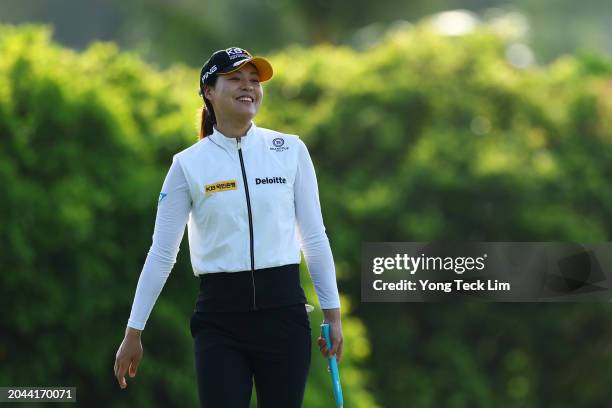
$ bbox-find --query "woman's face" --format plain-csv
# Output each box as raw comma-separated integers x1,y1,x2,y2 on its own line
205,63,263,122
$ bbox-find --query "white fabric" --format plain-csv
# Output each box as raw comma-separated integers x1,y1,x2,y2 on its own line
127,122,341,330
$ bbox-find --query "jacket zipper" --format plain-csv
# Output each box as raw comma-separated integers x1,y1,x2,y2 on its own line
237,137,257,310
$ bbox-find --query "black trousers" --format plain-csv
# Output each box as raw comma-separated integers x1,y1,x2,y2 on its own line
190,303,312,408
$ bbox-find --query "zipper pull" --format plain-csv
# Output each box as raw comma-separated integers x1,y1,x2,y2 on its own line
237,137,242,150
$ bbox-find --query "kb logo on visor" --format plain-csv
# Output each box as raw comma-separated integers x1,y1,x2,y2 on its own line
226,47,249,60
226,47,244,55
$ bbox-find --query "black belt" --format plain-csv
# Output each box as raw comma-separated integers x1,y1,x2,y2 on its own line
195,263,306,312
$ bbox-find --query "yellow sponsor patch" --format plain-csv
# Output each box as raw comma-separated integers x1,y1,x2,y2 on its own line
205,180,237,195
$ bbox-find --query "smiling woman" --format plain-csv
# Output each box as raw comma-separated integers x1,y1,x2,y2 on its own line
202,64,262,134
197,47,273,140
113,46,344,408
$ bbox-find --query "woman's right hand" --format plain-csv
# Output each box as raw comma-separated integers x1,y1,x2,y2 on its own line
114,327,143,389
317,308,343,364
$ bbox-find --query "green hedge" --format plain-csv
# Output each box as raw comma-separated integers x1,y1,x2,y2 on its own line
0,24,377,408
2,21,612,407
262,25,612,407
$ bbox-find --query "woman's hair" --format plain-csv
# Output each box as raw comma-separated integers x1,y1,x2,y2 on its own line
198,75,219,140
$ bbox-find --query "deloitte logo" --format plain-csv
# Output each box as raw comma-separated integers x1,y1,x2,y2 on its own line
255,176,287,185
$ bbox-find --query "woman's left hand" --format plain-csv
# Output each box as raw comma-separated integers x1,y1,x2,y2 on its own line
317,309,343,364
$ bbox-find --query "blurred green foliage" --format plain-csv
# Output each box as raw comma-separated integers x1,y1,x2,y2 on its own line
1,21,612,408
262,25,612,408
0,24,377,408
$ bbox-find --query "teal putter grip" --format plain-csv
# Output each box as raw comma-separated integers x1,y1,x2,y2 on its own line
321,323,344,407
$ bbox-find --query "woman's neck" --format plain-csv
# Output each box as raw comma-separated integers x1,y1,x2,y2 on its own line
214,118,252,138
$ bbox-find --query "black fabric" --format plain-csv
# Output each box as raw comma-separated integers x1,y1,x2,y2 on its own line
196,264,307,313
190,304,312,408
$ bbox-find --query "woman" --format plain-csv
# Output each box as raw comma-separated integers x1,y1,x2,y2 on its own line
114,47,343,407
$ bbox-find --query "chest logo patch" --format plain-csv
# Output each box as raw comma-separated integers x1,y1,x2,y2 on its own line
270,137,289,152
205,180,237,195
255,176,287,185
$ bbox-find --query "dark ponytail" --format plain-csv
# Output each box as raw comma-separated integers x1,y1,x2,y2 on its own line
198,76,219,140
198,100,216,140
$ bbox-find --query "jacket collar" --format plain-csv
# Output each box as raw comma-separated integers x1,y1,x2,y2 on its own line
209,121,258,151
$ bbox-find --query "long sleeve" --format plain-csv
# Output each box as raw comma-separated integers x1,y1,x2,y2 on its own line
294,139,341,309
127,157,192,330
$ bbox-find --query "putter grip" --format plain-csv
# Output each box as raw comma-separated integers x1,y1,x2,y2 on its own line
321,323,344,407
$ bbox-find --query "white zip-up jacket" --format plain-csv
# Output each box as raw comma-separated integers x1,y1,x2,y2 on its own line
127,122,341,330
